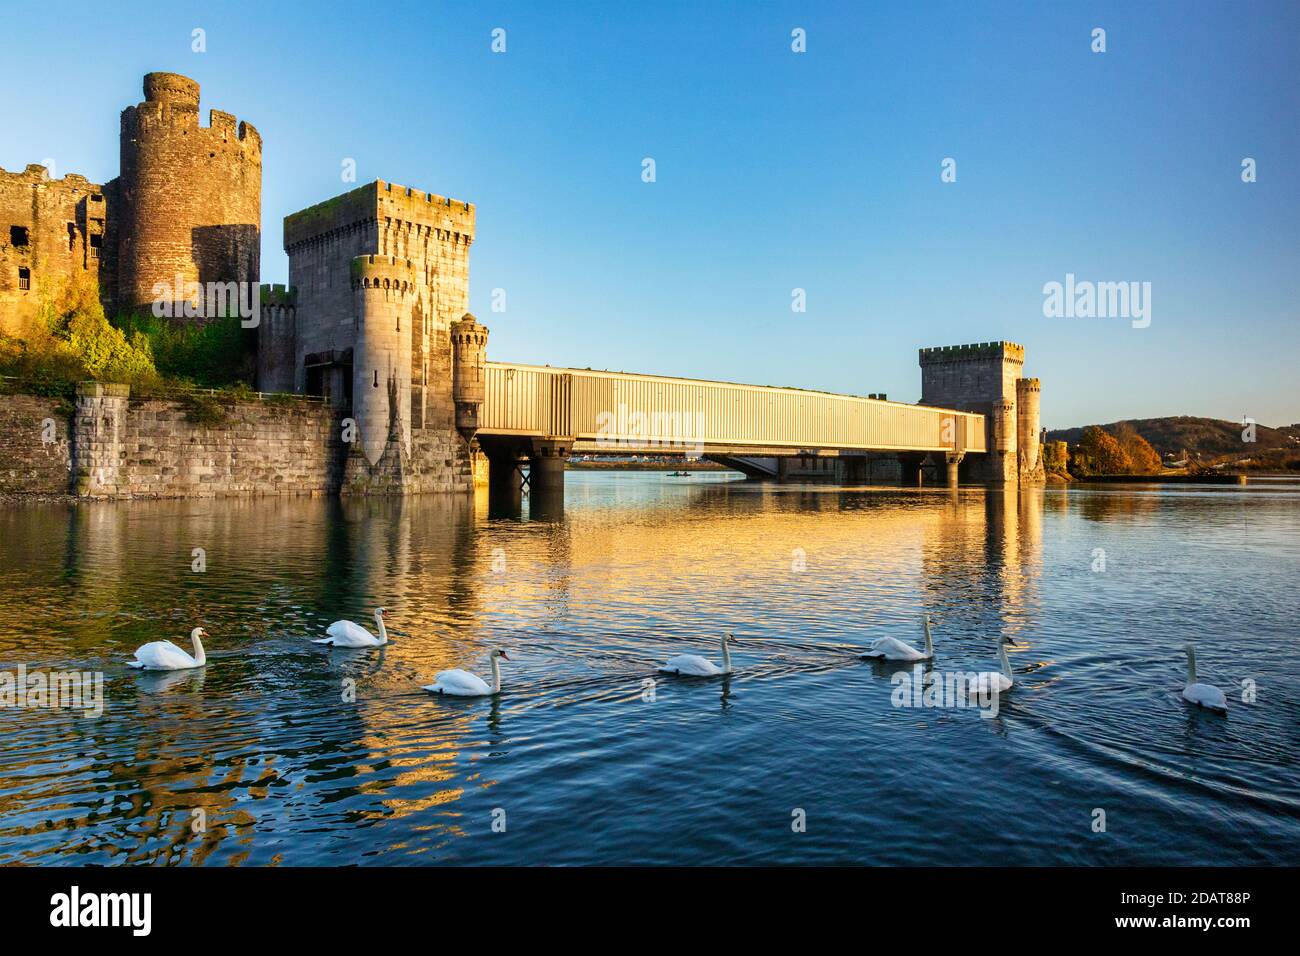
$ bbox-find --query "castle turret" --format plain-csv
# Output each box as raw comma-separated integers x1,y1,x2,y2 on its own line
1016,377,1044,481
450,313,489,443
117,72,261,314
351,255,414,466
257,284,297,393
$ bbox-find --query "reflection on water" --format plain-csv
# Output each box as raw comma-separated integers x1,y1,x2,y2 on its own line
1,475,1297,865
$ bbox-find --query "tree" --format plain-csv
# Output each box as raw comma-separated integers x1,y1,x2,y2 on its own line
1073,426,1130,476
1111,423,1162,474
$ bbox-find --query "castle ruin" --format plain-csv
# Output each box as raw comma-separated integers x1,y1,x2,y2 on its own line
0,72,260,333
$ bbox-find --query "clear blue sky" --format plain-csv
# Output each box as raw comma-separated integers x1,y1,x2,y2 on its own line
3,0,1297,427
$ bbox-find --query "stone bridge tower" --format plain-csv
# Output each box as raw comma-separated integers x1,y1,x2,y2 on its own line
919,341,1044,484
114,72,261,314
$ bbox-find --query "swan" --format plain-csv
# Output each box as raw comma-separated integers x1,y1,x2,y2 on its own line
128,627,208,671
967,640,1014,696
1182,644,1227,712
659,633,733,677
314,608,389,648
423,649,510,697
862,614,934,661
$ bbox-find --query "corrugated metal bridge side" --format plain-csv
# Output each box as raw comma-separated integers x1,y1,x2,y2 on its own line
479,363,985,455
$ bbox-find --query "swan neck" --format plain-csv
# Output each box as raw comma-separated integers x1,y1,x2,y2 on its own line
191,632,206,666
491,655,502,693
722,636,732,674
999,644,1011,678
375,612,388,644
923,618,933,655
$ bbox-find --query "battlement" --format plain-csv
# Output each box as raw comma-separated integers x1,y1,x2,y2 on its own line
919,341,1025,364
260,283,297,306
1017,377,1041,392
0,165,103,194
143,72,199,105
286,180,474,250
350,254,415,290
450,312,488,347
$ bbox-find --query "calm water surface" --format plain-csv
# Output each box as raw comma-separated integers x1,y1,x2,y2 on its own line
1,474,1298,865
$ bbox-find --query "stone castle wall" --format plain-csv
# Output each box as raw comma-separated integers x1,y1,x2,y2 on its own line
0,167,108,336
0,385,348,499
0,393,73,494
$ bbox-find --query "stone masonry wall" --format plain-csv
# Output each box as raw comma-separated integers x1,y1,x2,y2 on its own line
0,393,72,493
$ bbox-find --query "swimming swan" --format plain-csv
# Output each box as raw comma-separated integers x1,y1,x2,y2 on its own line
863,614,935,661
1182,644,1227,712
314,608,389,648
424,649,510,696
968,640,1014,695
128,627,208,671
659,633,733,676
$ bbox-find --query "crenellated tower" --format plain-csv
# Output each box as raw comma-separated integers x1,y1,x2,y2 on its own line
115,72,261,314
919,341,1044,484
350,255,415,467
450,312,489,443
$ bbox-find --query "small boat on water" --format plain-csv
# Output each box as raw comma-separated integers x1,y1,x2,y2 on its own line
667,471,692,477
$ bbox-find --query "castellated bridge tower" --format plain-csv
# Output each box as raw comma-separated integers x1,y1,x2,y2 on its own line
450,313,488,443
351,256,414,467
919,341,1045,484
115,72,261,313
1017,377,1044,480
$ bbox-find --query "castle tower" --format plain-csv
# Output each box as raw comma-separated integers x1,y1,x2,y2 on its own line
116,72,261,314
256,284,297,394
450,312,489,443
919,341,1027,483
1016,377,1044,481
351,255,415,466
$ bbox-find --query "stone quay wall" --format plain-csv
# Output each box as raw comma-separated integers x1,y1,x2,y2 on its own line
0,383,484,500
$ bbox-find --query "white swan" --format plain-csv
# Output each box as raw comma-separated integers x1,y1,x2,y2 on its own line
863,614,935,661
659,633,733,677
128,627,208,671
1182,644,1227,712
968,640,1014,696
424,649,510,697
314,608,389,648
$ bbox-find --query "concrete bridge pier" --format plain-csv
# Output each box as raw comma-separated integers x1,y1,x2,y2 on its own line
945,451,965,488
480,440,526,517
528,438,571,519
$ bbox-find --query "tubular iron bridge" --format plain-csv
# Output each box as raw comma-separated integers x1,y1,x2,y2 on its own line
478,362,985,458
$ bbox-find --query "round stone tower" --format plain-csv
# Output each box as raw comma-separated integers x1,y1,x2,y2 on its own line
117,72,261,314
351,255,415,466
449,312,489,443
1016,377,1043,479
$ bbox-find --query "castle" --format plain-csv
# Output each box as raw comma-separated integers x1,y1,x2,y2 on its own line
1,71,1044,499
1,72,487,495
0,72,260,330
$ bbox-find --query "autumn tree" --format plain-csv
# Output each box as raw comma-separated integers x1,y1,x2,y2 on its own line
1072,425,1130,476
1111,423,1162,474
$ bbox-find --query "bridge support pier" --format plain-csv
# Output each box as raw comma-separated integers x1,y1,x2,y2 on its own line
945,452,965,489
529,438,571,519
484,445,525,517
899,454,926,487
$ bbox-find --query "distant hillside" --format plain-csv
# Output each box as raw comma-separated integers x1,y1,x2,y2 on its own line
1046,416,1300,460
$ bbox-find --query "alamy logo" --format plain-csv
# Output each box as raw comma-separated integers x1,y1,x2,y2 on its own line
150,275,259,327
50,886,151,936
595,404,706,456
1,665,103,718
1042,273,1151,328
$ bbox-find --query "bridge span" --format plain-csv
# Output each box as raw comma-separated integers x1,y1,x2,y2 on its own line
474,362,988,511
